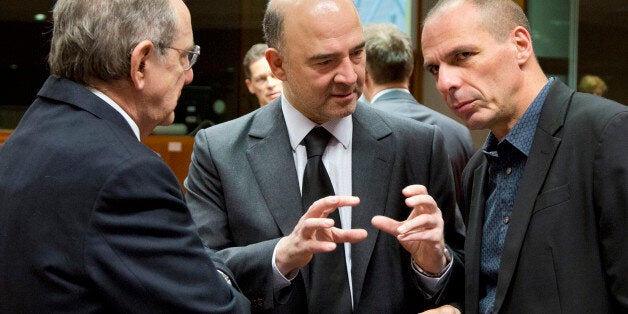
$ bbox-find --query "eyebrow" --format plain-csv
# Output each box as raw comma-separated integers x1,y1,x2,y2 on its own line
308,41,365,62
423,44,477,69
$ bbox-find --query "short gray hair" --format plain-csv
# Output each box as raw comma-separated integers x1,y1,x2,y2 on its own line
48,0,179,85
262,1,285,51
364,23,414,84
243,43,268,79
425,0,530,42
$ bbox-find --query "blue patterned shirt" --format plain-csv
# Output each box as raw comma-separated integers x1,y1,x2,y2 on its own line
479,78,554,314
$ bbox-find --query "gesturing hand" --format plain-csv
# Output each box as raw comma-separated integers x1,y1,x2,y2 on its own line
275,196,368,276
371,185,449,274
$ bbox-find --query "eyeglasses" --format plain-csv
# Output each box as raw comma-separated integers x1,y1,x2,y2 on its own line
164,44,201,70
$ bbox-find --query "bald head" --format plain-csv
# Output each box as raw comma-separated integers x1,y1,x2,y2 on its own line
424,0,530,42
262,0,365,124
264,0,359,52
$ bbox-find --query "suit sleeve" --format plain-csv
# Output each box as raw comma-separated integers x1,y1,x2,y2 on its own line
185,129,281,310
426,126,466,309
85,154,250,313
594,111,628,311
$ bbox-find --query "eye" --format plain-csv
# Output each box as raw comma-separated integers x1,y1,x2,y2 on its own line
351,49,364,57
427,65,439,76
456,51,473,61
317,59,332,66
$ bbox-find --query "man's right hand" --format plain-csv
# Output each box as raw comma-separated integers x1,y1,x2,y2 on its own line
275,196,368,276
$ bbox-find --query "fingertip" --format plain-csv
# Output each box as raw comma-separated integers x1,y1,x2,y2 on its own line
325,218,335,227
397,225,407,234
358,229,368,238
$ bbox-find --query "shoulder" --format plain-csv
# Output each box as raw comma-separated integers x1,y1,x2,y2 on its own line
563,92,627,138
372,94,471,137
356,101,437,134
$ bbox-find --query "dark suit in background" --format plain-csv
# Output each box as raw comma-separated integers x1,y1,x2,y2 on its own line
461,80,628,313
185,99,465,313
369,90,474,205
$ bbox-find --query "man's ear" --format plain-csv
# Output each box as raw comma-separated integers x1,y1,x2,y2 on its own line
129,40,154,90
245,78,255,94
512,26,533,66
266,48,287,81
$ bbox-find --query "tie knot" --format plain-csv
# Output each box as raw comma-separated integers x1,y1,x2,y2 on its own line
303,127,332,158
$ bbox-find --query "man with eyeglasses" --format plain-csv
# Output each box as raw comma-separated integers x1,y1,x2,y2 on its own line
0,0,249,313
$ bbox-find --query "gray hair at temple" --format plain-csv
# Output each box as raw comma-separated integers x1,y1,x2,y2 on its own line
243,43,268,79
364,23,414,85
48,0,179,85
262,1,285,51
424,0,530,42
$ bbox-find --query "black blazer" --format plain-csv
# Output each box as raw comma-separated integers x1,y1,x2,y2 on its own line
185,99,466,313
461,80,628,313
0,76,249,313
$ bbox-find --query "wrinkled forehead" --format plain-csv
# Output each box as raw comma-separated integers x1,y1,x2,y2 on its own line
422,3,482,46
283,0,360,34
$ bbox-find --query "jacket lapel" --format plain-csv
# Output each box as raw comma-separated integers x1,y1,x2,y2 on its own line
465,160,488,314
348,104,393,306
493,80,571,311
246,100,303,238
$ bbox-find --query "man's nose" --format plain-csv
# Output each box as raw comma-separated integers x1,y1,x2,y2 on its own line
334,57,358,85
436,64,460,96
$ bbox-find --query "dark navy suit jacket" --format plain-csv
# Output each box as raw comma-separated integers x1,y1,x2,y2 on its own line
0,76,250,313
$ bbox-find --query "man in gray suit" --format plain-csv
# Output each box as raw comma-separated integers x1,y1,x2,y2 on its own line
422,0,627,312
362,23,474,205
185,0,465,313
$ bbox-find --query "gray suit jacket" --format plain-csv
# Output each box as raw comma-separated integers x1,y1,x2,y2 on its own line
185,99,465,313
370,90,474,206
461,80,628,313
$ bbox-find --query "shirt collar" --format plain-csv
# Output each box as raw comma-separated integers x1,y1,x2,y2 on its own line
281,93,352,151
483,77,554,157
370,88,410,103
88,87,141,141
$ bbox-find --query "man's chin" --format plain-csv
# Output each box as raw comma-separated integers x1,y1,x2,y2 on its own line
158,113,176,126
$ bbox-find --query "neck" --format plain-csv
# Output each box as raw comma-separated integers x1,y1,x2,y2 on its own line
493,66,549,140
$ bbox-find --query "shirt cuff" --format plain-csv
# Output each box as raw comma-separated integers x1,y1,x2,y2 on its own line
411,248,454,296
271,239,299,290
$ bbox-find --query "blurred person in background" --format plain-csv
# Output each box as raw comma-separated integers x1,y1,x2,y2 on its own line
244,43,282,106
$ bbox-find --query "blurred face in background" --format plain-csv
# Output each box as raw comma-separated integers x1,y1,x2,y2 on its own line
245,57,282,106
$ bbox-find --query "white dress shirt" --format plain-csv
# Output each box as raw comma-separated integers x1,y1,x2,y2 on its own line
88,87,141,141
370,87,410,103
272,94,355,300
